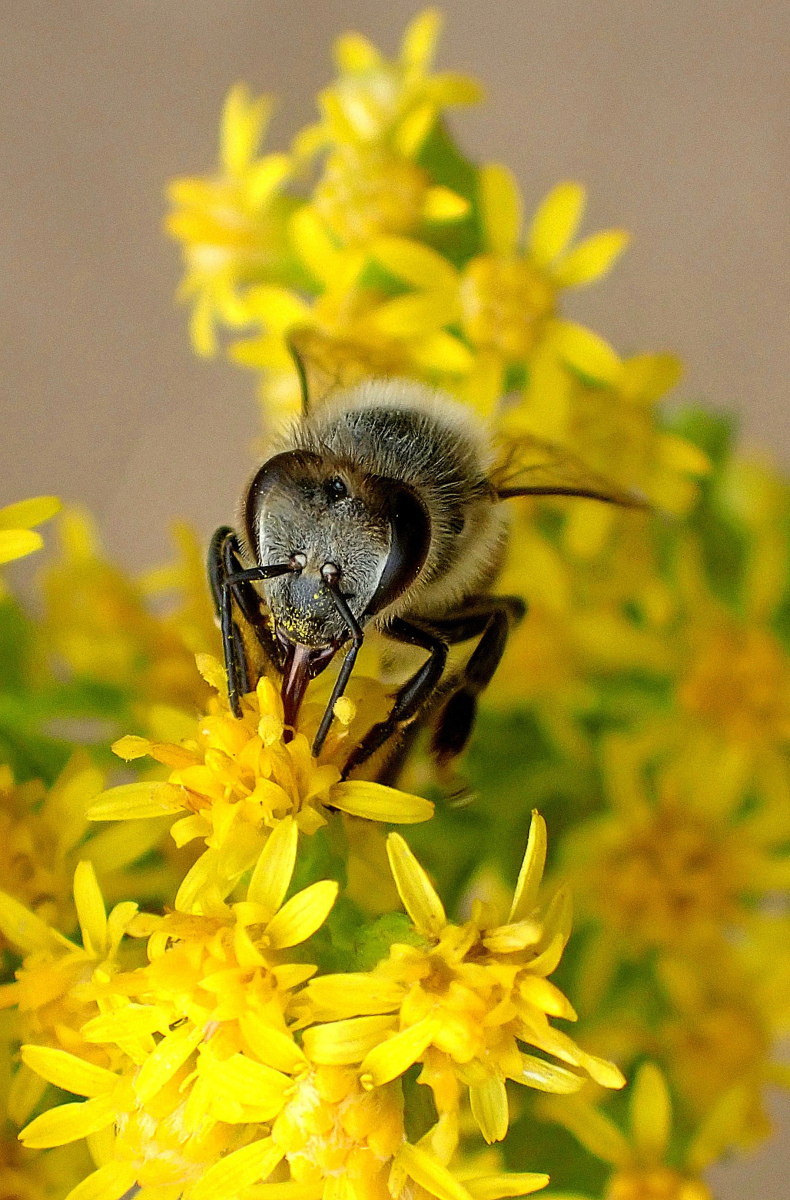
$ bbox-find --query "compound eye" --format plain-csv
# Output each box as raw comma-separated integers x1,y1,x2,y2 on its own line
328,476,348,501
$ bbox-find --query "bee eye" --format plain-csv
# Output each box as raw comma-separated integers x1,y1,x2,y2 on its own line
328,477,348,501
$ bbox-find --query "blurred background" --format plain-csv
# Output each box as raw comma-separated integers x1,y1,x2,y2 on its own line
1,2,788,1192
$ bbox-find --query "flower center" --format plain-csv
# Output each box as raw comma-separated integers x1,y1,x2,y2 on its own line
459,255,554,358
315,146,429,244
679,625,790,743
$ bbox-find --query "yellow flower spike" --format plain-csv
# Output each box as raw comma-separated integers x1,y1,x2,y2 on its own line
386,832,446,937
630,1062,671,1164
509,811,547,923
0,495,61,563
248,815,298,917
527,182,586,267
479,164,521,256
264,879,339,949
73,861,108,960
191,1137,285,1200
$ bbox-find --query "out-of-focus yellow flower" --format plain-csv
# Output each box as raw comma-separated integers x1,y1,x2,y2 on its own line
0,863,138,1128
563,722,790,1014
539,1061,748,1200
0,497,61,573
299,814,623,1145
166,83,293,357
42,509,217,728
0,1131,93,1200
87,658,433,914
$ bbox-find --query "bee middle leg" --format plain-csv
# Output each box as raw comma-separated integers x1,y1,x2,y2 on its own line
428,595,526,765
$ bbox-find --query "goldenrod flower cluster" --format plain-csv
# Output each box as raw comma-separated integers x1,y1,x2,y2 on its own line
2,9,790,1200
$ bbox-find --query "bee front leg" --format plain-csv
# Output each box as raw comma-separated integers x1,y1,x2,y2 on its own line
341,618,448,779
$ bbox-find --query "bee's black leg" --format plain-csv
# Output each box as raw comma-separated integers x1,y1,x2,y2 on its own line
341,619,448,779
208,527,290,717
429,596,526,764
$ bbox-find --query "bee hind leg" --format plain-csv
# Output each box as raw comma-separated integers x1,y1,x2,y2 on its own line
429,595,526,765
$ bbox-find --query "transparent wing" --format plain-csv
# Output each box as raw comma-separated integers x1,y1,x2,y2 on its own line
489,434,647,508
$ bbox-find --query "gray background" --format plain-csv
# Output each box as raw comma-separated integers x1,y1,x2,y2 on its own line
1,3,788,1191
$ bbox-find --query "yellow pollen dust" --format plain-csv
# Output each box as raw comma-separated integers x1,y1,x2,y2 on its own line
679,624,790,743
459,255,554,358
606,1167,712,1200
315,146,429,245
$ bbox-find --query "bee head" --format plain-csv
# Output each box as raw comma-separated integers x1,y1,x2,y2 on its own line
244,451,430,649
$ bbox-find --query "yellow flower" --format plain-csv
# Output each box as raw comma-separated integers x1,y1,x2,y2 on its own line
166,83,292,357
42,509,217,727
562,722,790,1018
538,1061,747,1200
299,814,623,1145
0,862,139,1127
0,497,61,573
87,659,433,914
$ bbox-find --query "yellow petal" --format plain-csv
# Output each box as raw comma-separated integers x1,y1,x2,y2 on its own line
630,1062,671,1164
395,101,438,158
82,1005,170,1043
387,832,446,936
621,352,683,402
245,1185,324,1200
19,1093,118,1148
483,919,542,954
470,1073,509,1144
331,781,434,824
86,782,184,821
401,9,442,69
221,84,272,176
20,1046,119,1098
360,1015,437,1086
519,976,577,1021
248,816,298,917
513,1054,583,1094
371,292,458,337
302,1014,398,1066
290,207,341,287
551,230,630,288
334,32,383,73
74,861,107,958
205,1053,291,1115
192,1137,285,1200
303,973,404,1019
509,811,547,922
655,432,712,477
553,321,622,386
527,182,586,266
423,186,470,222
0,528,43,563
247,154,291,209
0,495,61,529
134,1023,203,1103
480,164,521,255
429,72,484,106
0,890,66,954
396,1141,471,1200
539,1095,630,1168
265,880,338,949
63,1162,139,1200
464,1174,549,1199
372,236,459,291
240,1015,308,1074
412,331,475,374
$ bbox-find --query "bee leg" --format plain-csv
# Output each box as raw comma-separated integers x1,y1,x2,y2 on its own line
208,527,290,718
429,596,526,764
341,618,448,779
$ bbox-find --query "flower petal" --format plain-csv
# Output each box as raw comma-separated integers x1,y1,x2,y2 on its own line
303,973,404,1019
630,1062,671,1164
553,321,622,386
302,1014,398,1066
331,781,434,824
0,890,67,954
527,182,586,266
509,811,547,923
192,1136,285,1200
86,782,184,821
19,1093,118,1148
551,230,630,288
0,528,42,563
63,1162,139,1200
470,1073,509,1143
464,1174,549,1199
74,861,107,959
372,236,459,291
0,495,61,529
134,1023,203,1103
423,186,470,222
538,1095,631,1168
480,164,521,255
20,1046,119,1098
248,816,298,917
265,879,338,949
396,1141,471,1200
360,1015,438,1086
387,833,446,936
512,1054,583,1094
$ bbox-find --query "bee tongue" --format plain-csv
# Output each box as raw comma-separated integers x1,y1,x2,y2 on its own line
281,641,336,741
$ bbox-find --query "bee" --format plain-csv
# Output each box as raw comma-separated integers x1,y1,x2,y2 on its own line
209,343,642,780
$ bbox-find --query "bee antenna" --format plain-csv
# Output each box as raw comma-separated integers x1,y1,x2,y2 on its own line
312,567,364,758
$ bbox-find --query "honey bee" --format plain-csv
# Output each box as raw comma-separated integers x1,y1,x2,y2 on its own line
209,344,641,780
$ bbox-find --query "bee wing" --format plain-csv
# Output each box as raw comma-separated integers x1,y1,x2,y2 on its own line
287,327,378,416
489,434,647,508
